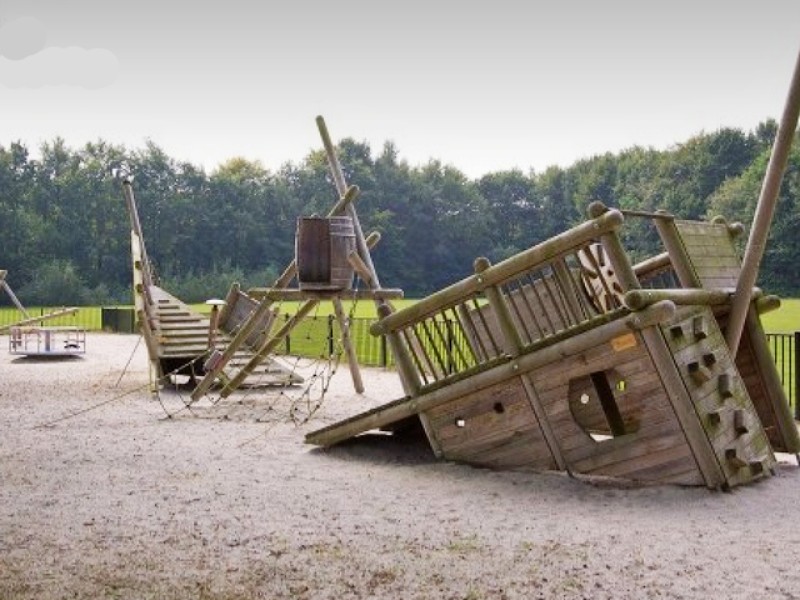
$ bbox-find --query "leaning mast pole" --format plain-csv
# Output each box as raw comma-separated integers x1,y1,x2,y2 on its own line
726,46,800,353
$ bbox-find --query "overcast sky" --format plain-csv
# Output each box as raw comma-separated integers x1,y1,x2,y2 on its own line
1,1,799,178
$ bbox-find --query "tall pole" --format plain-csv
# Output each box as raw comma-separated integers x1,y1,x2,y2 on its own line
726,47,800,354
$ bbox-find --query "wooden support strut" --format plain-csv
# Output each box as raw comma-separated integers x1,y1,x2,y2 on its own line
212,117,392,399
475,256,569,472
189,184,362,402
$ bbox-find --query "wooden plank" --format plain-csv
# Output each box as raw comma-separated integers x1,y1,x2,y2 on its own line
443,429,556,470
424,376,558,470
574,434,698,480
659,305,778,487
611,449,706,486
561,413,689,464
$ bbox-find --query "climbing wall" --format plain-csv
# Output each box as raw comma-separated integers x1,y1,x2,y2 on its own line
672,218,800,453
661,305,776,488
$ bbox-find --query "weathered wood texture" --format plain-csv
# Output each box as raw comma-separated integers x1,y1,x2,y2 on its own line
218,283,276,350
423,378,557,471
672,220,741,288
528,331,706,486
147,285,300,387
672,219,800,454
296,216,356,291
660,305,776,487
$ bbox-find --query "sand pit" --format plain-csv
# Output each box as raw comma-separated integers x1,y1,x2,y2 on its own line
1,333,799,599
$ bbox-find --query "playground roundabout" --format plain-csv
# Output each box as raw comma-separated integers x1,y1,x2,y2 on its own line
1,332,799,599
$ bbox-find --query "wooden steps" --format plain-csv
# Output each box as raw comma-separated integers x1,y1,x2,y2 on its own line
145,285,301,387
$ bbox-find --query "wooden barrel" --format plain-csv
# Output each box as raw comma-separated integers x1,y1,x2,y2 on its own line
296,216,356,291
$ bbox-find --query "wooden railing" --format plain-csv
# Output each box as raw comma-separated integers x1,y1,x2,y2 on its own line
370,210,632,394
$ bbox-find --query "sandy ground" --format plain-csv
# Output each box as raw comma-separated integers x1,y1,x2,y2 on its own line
1,333,800,599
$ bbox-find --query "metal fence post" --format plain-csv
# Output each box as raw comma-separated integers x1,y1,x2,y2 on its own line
795,331,800,420
284,313,291,354
328,314,335,357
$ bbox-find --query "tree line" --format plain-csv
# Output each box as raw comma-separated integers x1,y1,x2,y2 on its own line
1,121,799,306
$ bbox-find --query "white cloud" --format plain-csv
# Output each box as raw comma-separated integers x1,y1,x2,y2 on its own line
0,16,47,60
0,46,119,89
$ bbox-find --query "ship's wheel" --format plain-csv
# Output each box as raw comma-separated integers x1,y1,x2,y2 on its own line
578,243,624,312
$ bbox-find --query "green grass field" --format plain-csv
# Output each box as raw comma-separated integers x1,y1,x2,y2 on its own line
3,297,800,333
759,298,800,333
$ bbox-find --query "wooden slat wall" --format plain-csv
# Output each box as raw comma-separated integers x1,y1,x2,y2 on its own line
424,378,557,471
528,333,705,486
673,220,741,288
220,289,276,351
675,220,798,454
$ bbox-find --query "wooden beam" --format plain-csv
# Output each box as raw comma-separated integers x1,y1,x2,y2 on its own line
332,296,364,394
246,288,404,302
638,326,725,489
0,279,30,318
219,299,319,397
727,47,800,353
0,307,79,334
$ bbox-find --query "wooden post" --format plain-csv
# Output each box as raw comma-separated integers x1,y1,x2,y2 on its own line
652,212,702,288
316,116,394,395
205,299,225,351
122,181,153,290
376,303,422,397
727,47,800,354
795,331,800,421
190,184,361,401
317,116,384,293
332,297,364,393
474,257,568,471
0,278,31,319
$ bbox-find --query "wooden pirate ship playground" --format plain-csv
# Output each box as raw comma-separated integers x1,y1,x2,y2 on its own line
124,181,303,390
307,51,800,490
123,48,800,489
306,203,799,489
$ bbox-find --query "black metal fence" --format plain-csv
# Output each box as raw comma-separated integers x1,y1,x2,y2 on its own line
766,332,799,419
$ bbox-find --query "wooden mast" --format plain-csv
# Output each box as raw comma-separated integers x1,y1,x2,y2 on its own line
726,47,800,353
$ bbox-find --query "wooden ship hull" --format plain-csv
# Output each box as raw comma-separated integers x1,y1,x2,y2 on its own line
124,182,301,391
307,206,799,489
